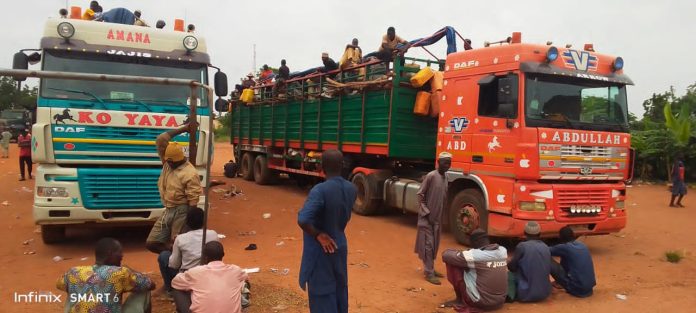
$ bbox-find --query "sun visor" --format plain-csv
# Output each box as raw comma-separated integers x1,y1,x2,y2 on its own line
520,62,634,85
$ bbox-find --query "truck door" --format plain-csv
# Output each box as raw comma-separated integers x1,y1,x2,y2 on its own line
470,73,520,208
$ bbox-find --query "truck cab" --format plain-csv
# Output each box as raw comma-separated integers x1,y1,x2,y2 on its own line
440,34,631,243
19,13,216,243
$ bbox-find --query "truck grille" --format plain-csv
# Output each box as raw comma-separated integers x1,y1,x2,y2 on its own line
560,145,613,168
556,189,610,220
77,168,163,209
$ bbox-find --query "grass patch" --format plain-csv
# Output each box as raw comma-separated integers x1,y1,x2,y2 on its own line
665,251,683,263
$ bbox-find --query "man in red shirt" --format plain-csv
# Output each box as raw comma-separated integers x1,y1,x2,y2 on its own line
18,129,32,181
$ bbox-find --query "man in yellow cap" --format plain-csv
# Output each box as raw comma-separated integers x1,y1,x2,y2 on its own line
146,123,202,256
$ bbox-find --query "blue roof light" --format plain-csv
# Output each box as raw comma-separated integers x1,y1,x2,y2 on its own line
546,47,559,62
613,57,624,71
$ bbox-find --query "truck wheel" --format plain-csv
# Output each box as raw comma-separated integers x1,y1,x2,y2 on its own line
240,153,255,181
351,173,382,215
449,189,488,246
253,155,278,185
41,225,66,244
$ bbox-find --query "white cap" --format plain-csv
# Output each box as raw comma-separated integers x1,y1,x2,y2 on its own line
438,152,453,159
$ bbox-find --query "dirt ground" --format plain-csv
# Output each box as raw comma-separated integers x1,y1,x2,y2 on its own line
1,143,696,313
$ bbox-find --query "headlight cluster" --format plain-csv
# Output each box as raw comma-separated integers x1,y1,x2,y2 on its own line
37,187,69,198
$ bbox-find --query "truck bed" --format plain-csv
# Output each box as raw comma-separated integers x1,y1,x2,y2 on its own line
231,58,439,160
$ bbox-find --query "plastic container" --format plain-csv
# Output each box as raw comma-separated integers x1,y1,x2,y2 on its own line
410,67,435,88
430,71,444,91
413,91,432,116
240,89,254,103
430,90,442,117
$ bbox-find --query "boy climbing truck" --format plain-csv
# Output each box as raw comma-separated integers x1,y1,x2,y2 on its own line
231,30,633,244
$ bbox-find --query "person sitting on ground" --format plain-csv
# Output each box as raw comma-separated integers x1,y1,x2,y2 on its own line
507,221,551,302
133,10,149,27
158,207,218,296
550,226,596,298
172,241,248,313
57,238,156,313
377,26,410,62
441,229,508,312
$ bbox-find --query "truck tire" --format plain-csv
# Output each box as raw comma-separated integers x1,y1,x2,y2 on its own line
351,173,382,215
449,189,488,246
240,153,255,181
253,155,278,185
41,225,66,244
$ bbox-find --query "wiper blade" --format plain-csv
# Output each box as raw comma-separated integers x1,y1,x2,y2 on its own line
137,99,186,105
47,87,105,104
108,98,153,112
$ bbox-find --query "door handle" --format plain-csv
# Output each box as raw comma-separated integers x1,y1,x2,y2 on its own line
473,155,483,163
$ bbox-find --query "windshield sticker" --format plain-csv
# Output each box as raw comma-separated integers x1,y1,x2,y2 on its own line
106,29,151,44
110,91,135,100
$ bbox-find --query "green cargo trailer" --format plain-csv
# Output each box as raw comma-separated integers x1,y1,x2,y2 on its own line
231,56,442,182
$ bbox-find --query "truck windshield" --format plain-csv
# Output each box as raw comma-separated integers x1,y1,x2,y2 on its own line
525,73,628,132
40,50,207,107
1,111,24,119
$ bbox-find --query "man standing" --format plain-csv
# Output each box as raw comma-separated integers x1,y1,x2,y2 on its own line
550,226,596,298
670,153,687,207
507,221,551,302
18,128,32,181
171,241,248,313
377,26,410,62
298,150,357,313
274,59,290,97
0,128,11,158
158,208,218,294
415,152,451,285
146,123,202,254
441,229,508,312
57,238,155,313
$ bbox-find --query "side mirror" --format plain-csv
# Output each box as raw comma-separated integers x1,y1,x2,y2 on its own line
12,52,29,81
214,98,228,112
497,76,518,105
214,71,228,97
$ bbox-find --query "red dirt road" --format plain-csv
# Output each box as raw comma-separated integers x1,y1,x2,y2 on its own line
1,143,695,312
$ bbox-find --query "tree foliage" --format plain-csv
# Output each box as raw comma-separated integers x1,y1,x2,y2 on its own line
632,83,696,181
0,76,37,111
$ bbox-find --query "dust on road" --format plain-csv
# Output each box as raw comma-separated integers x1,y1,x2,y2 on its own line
1,143,695,312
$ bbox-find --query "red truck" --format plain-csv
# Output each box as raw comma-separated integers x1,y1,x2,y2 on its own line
231,31,632,244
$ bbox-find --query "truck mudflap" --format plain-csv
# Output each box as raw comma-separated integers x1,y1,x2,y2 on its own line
487,211,627,238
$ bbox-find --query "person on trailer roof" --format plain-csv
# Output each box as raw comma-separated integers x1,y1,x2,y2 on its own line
145,123,202,257
415,151,451,285
319,52,338,73
133,10,149,27
82,1,100,20
441,229,508,312
507,221,552,302
550,226,596,298
377,26,410,61
340,38,363,70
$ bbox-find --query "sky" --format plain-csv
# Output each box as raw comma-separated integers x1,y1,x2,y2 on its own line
2,0,695,116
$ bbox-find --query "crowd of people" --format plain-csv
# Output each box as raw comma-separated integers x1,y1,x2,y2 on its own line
232,26,412,101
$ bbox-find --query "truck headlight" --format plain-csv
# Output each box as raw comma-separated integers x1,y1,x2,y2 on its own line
520,201,546,211
37,187,69,198
183,36,198,51
57,22,75,39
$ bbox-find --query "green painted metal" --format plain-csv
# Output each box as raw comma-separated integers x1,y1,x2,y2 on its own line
231,56,441,161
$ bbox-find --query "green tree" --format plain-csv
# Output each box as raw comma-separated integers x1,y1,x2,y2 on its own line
0,76,37,110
